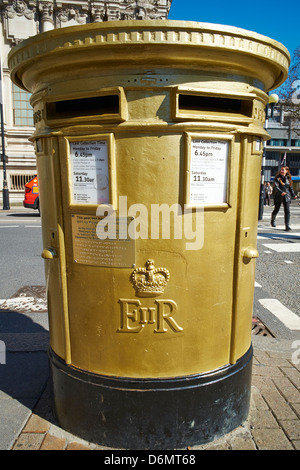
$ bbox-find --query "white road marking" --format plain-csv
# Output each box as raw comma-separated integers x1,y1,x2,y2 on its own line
263,243,300,252
0,224,41,228
0,219,40,223
259,299,300,330
258,233,300,239
258,226,300,231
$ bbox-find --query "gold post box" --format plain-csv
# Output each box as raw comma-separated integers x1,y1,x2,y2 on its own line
9,20,289,449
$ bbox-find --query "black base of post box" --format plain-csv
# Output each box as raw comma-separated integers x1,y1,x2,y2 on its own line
48,346,253,450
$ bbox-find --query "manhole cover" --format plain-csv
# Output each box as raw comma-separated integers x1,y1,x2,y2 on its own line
0,285,47,312
252,317,274,337
11,286,46,300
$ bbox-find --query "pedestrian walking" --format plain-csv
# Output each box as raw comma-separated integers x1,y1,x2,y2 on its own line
271,166,296,231
265,182,272,206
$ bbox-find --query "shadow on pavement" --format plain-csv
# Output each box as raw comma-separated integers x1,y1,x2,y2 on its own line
5,212,40,218
0,306,53,447
257,231,300,240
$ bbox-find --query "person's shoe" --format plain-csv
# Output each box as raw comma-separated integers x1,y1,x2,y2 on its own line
285,226,292,231
271,217,276,227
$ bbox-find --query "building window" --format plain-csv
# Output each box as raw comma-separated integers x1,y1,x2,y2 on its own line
289,159,300,169
10,174,36,191
267,139,287,146
12,84,34,126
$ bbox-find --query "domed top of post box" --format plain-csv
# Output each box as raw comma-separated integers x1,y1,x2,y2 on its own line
8,20,289,94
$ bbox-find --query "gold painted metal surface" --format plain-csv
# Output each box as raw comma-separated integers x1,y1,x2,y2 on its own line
71,214,135,267
243,247,259,259
41,248,57,259
9,20,289,378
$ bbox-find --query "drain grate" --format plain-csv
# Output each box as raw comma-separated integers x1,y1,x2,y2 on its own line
10,285,46,300
252,317,274,337
0,285,47,313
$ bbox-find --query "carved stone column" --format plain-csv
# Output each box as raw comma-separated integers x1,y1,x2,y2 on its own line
91,2,106,22
39,1,54,32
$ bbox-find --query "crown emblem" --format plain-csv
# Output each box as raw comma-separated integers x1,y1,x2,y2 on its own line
130,259,170,297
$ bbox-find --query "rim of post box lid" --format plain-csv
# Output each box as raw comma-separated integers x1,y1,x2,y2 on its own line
8,20,290,94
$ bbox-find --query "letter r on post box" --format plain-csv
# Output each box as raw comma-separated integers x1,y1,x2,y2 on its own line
118,299,183,333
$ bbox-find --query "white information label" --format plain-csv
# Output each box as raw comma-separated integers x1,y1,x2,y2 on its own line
70,140,109,205
190,139,229,205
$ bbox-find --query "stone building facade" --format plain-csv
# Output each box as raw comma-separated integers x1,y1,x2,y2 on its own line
0,0,172,205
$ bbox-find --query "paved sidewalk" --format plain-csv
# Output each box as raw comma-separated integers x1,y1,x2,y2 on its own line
0,334,299,450
1,205,300,450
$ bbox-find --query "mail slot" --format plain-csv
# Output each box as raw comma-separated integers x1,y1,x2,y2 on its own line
9,20,289,449
178,93,253,117
46,94,120,120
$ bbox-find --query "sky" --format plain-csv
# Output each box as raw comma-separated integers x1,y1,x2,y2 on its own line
168,0,299,59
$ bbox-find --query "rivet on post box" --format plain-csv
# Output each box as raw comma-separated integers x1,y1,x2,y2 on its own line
9,20,289,449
